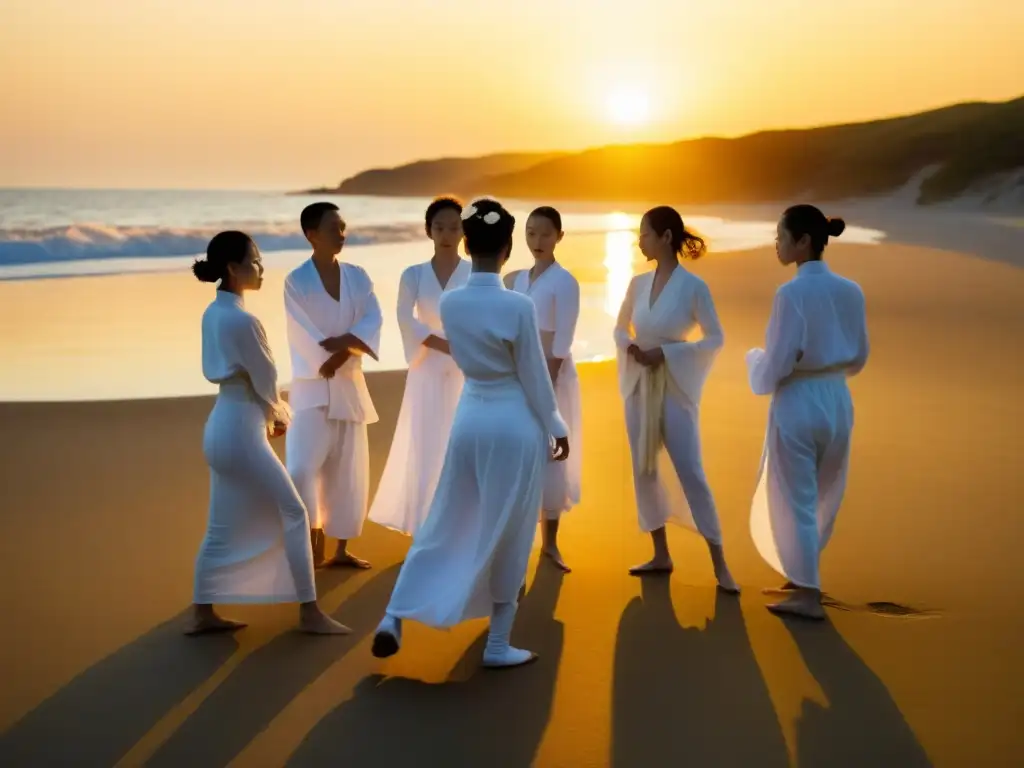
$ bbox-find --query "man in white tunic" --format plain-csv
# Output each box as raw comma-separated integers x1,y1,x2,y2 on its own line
748,205,869,619
368,197,471,536
372,198,570,669
509,205,582,572
285,202,382,569
190,230,347,635
614,207,738,592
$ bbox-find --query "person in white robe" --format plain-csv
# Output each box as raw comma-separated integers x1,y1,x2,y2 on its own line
284,202,382,569
189,230,348,635
747,205,869,620
508,205,582,572
614,206,738,592
368,197,471,536
372,198,570,669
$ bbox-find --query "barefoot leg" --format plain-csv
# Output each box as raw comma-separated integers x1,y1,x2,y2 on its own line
707,541,740,593
767,588,825,620
322,538,372,569
540,517,571,573
185,604,247,636
629,527,674,575
298,602,352,634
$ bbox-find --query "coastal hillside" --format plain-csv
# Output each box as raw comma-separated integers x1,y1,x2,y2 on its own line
306,96,1023,206
299,152,565,197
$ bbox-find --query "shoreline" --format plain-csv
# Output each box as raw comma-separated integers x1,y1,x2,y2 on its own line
2,237,1023,763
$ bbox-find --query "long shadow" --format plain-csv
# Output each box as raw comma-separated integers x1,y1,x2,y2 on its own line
611,578,789,767
783,617,933,766
0,610,239,767
287,561,566,767
147,564,402,768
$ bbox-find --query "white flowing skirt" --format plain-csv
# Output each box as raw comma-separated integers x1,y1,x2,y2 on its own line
542,357,582,518
750,374,853,590
194,381,317,604
368,350,463,535
385,377,547,627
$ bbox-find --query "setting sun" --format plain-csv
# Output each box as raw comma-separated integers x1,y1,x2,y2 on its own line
605,87,651,126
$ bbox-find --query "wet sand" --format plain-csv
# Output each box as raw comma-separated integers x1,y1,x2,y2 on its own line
1,241,1023,766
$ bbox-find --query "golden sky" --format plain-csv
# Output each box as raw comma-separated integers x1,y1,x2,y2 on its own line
1,0,1021,190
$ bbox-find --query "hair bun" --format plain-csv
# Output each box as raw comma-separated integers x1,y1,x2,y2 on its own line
192,258,221,283
827,217,846,238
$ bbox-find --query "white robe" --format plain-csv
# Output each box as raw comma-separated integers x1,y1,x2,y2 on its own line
283,259,382,540
614,266,724,541
193,291,317,604
747,260,869,590
367,258,471,535
385,271,568,627
512,262,582,517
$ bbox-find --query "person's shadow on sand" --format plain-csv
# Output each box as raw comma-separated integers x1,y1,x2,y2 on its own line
611,578,789,767
146,565,402,768
287,560,566,768
783,617,933,766
0,565,370,767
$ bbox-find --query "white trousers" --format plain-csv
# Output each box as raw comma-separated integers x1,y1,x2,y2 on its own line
624,391,723,544
286,406,369,541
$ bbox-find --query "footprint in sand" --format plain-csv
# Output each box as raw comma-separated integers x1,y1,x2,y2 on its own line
820,595,941,619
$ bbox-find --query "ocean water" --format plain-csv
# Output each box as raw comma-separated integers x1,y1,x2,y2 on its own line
0,189,885,401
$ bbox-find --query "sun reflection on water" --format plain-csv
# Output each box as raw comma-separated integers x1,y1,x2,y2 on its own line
603,212,640,317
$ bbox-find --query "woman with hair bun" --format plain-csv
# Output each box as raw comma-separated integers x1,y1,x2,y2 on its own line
614,206,738,592
373,197,569,669
748,204,869,620
188,231,348,635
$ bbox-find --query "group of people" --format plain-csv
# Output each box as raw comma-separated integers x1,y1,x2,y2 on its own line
187,194,869,669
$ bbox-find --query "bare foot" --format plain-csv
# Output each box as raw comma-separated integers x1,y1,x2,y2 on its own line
184,615,247,636
767,592,825,621
628,558,674,576
542,546,571,573
762,581,800,595
322,552,372,570
299,607,352,635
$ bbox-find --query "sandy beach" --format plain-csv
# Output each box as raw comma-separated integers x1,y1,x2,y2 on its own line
2,232,1024,766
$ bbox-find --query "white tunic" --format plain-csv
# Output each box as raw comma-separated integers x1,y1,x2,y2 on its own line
512,262,582,516
385,271,568,627
284,259,382,423
368,258,471,535
283,259,383,539
193,291,317,604
747,260,869,590
614,266,725,537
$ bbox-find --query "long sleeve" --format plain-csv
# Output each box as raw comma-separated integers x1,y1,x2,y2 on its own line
347,267,382,361
613,277,637,351
284,275,330,377
551,276,580,359
397,266,433,365
660,280,724,405
514,304,568,439
745,289,804,396
236,316,290,424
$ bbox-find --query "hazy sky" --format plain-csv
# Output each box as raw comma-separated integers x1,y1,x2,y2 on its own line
1,0,1021,190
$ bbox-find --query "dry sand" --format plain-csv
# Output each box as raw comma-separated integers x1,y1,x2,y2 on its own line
1,241,1023,766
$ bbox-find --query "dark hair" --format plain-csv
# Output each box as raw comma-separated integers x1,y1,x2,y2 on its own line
192,230,254,284
643,206,706,260
462,197,515,259
425,196,463,234
300,201,341,236
528,206,562,231
781,204,846,260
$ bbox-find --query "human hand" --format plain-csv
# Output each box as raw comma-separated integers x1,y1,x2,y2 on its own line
319,334,354,354
423,335,451,355
551,436,570,462
319,351,350,379
269,421,287,439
